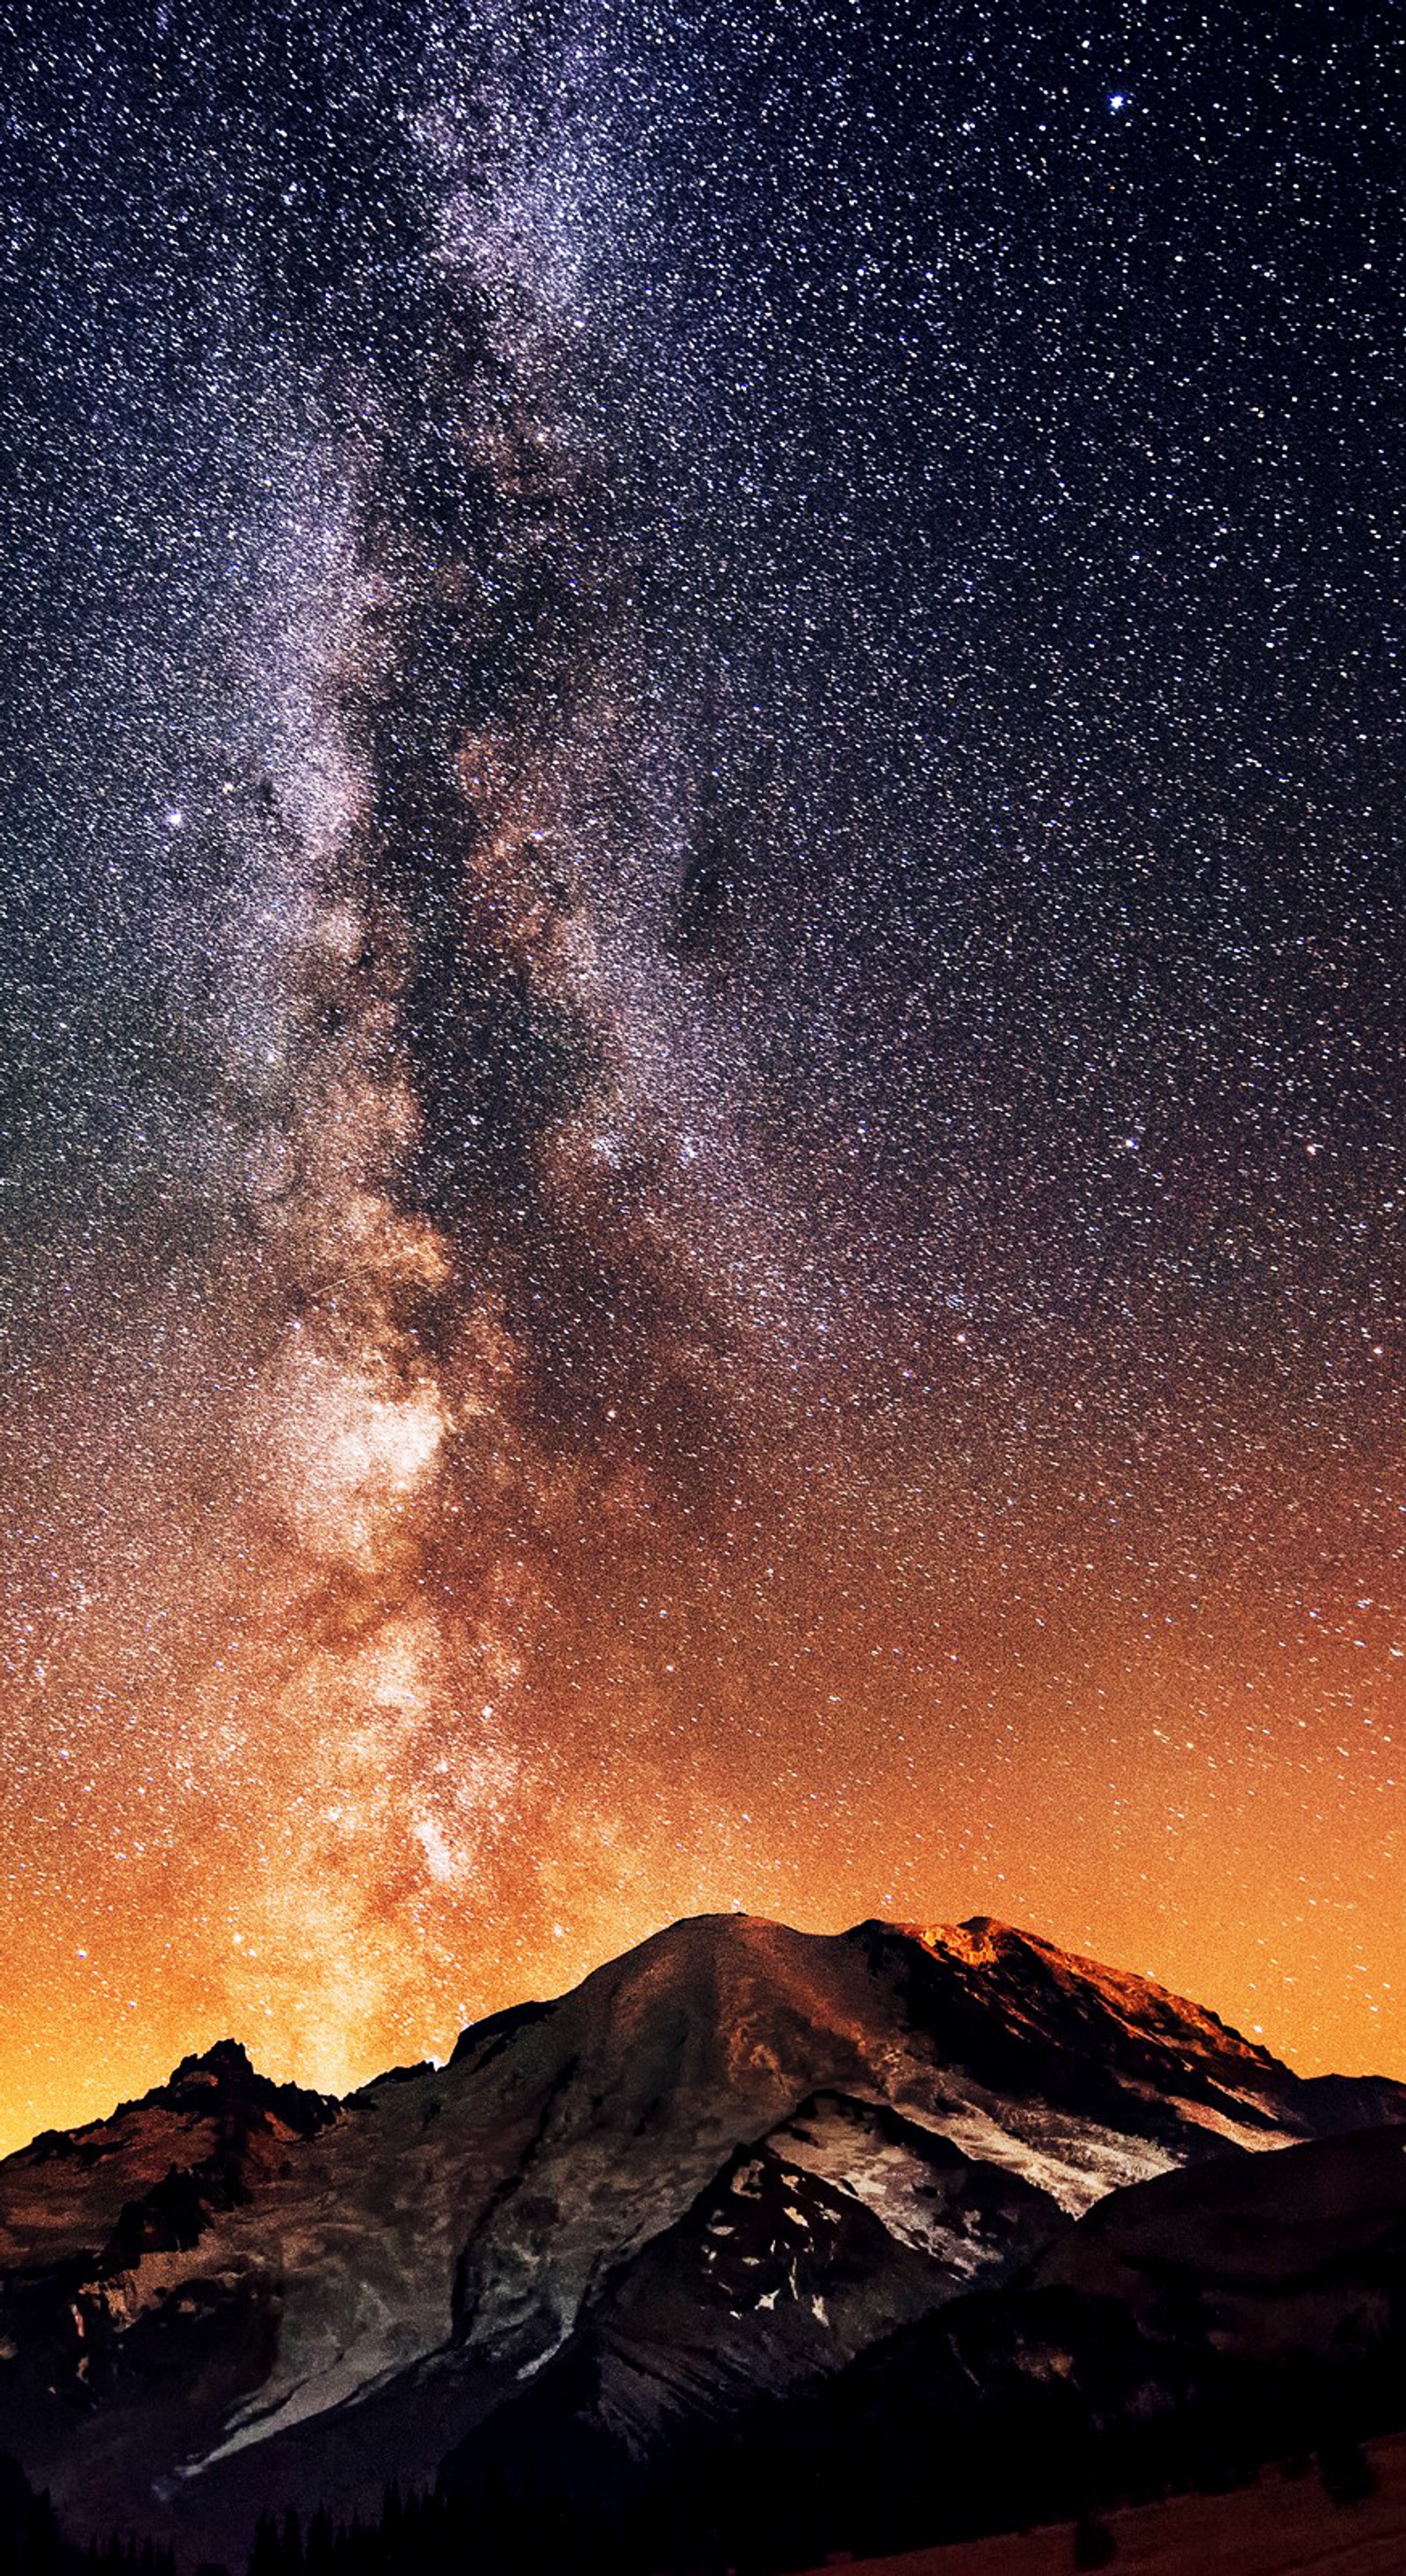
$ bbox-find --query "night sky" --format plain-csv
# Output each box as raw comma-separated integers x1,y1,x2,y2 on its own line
3,0,1404,2152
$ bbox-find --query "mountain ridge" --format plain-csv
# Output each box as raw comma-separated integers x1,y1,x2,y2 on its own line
8,1912,1371,2162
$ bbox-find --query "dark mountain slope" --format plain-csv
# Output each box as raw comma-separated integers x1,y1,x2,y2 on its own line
612,2120,1406,2572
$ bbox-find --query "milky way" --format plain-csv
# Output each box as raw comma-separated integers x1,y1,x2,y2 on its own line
3,0,1405,2145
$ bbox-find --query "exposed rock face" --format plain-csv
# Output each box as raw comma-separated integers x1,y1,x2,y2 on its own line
434,2085,1071,2521
0,1910,1398,2565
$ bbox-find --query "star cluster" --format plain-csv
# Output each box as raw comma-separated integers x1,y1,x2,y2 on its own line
1,0,1404,2146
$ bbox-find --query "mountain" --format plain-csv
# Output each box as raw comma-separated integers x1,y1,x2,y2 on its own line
0,1911,1400,2568
635,2115,1406,2573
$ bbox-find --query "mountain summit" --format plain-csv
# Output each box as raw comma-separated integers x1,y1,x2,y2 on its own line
1,1911,1399,2565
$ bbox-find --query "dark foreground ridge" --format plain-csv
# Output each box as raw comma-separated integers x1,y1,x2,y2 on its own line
4,1911,1406,2573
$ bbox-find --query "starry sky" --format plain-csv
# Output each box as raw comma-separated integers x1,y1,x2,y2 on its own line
2,0,1404,2153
